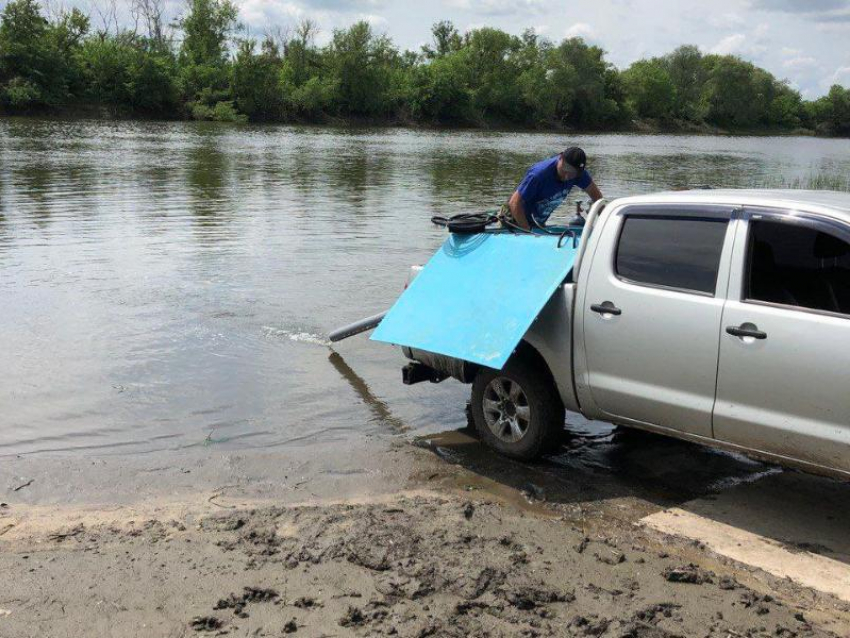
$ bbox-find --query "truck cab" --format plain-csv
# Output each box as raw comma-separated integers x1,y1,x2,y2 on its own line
387,190,850,479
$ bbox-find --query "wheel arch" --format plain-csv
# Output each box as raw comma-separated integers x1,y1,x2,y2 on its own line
509,340,564,411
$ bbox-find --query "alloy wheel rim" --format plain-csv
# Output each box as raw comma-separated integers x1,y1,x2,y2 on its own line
482,377,530,443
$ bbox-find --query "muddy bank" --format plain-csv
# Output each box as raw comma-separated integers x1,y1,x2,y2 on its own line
1,492,847,638
3,431,850,638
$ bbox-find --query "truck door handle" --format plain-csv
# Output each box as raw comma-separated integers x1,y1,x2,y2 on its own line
726,324,767,340
590,302,622,316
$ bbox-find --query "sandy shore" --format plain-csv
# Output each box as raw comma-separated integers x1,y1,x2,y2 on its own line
2,428,850,637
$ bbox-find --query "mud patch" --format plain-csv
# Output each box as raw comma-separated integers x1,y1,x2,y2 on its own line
1,495,847,638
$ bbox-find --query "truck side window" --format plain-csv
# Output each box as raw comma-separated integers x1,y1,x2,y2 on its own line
615,216,728,295
746,219,850,316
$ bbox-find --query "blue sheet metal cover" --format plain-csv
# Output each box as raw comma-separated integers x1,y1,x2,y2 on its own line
371,231,578,370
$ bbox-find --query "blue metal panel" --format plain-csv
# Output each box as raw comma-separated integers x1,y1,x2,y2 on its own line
371,231,578,370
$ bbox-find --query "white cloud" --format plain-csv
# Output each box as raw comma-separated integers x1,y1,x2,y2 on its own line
783,56,817,69
817,66,850,91
710,25,768,58
300,0,385,8
442,0,546,16
709,12,746,27
236,0,304,28
815,20,850,31
564,22,595,39
752,22,770,37
780,47,801,56
711,33,747,55
750,0,848,13
357,13,387,27
832,66,850,84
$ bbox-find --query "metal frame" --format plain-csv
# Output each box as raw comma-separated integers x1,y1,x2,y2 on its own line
571,198,607,281
609,204,737,299
737,206,850,321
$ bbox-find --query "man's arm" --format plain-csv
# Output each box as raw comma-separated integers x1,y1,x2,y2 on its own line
584,180,603,202
507,190,532,230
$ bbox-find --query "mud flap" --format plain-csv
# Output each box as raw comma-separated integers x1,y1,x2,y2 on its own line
371,231,578,370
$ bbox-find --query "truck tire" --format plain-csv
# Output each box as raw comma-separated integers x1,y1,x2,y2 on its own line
470,356,565,461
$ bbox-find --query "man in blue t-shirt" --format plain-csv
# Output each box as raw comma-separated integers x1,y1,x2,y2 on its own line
505,147,603,229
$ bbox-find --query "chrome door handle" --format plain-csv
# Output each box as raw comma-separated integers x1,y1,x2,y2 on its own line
590,302,622,316
726,325,767,340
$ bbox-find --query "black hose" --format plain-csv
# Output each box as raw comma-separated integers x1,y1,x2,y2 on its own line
430,212,499,234
430,211,574,246
557,228,578,249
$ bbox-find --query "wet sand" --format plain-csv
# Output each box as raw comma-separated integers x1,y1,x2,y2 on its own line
3,426,850,638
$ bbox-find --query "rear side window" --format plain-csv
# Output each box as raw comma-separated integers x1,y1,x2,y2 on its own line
616,216,728,294
746,219,850,316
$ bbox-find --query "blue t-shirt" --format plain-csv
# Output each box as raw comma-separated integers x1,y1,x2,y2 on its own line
516,155,592,225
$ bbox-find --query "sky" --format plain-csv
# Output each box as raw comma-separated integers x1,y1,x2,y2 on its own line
68,0,850,98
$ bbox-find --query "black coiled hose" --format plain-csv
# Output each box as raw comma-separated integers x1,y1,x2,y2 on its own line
430,212,500,234
431,210,579,249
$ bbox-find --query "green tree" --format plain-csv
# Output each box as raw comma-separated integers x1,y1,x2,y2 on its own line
662,45,706,121
809,84,850,136
280,19,320,88
325,21,400,117
411,51,473,123
0,0,50,106
0,0,87,107
231,38,284,121
77,34,177,114
701,55,763,127
546,38,623,127
767,85,804,129
421,20,462,59
513,29,558,125
127,45,178,114
78,36,135,106
179,0,237,66
463,27,523,122
177,0,239,118
622,59,676,119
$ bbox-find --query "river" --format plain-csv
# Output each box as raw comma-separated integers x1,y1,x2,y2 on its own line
1,118,849,456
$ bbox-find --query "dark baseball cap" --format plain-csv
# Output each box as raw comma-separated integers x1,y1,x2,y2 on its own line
562,147,587,171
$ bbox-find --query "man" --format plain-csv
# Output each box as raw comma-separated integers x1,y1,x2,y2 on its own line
505,147,603,229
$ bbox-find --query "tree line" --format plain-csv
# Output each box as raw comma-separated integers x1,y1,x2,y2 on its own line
1,0,849,136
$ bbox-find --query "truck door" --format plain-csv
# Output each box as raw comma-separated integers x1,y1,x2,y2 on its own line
714,209,850,473
578,205,736,438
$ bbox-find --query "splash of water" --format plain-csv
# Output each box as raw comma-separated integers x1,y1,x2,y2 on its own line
262,326,331,347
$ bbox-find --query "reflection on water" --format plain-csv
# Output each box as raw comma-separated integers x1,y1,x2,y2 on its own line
328,352,408,433
1,118,849,456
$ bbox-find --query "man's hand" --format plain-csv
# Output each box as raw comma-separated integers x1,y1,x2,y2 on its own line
508,191,531,230
585,181,603,202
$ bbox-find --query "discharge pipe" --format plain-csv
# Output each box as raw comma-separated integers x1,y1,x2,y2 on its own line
329,311,386,343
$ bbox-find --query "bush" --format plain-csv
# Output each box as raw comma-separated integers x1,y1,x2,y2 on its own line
1,75,40,107
410,53,473,123
190,99,246,122
622,60,676,120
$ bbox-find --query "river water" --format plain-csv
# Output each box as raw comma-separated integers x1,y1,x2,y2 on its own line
1,118,849,457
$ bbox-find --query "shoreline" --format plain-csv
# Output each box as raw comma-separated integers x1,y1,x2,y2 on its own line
2,428,850,636
0,108,838,139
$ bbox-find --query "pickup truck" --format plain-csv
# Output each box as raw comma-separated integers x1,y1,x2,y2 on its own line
373,189,850,479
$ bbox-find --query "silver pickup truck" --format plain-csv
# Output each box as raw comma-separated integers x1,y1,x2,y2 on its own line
387,190,850,479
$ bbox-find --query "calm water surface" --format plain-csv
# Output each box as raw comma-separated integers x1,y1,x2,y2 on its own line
2,118,849,456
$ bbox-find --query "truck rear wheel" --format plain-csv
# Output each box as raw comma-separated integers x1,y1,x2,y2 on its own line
470,356,564,460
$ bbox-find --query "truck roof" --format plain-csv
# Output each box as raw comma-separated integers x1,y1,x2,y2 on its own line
613,189,850,222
